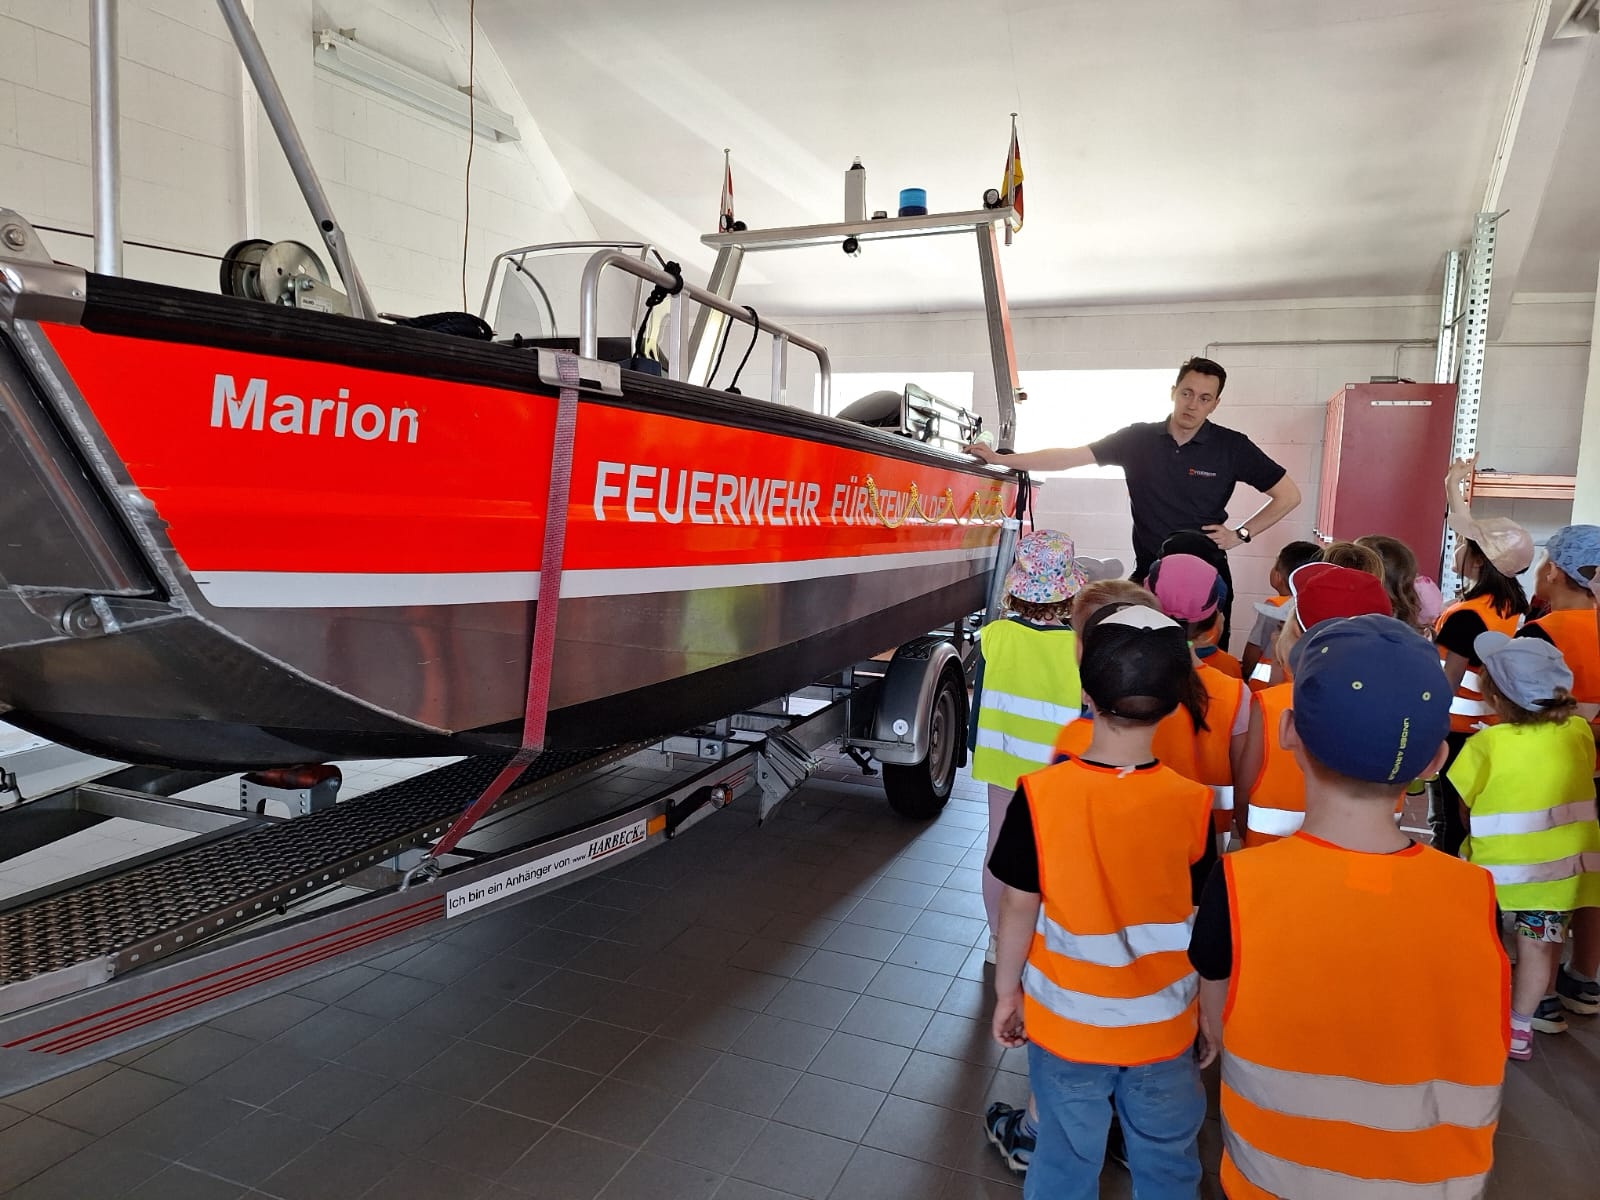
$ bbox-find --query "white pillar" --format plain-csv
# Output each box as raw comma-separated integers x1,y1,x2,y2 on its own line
1571,261,1600,524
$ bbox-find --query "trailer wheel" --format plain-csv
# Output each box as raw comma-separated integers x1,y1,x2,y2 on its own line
883,662,965,819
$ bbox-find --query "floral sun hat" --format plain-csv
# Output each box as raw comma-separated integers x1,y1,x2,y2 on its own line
1003,530,1091,605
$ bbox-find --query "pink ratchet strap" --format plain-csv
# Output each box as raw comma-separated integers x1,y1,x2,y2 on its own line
403,352,581,884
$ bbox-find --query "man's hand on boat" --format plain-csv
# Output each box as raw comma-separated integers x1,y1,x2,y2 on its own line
963,440,1006,466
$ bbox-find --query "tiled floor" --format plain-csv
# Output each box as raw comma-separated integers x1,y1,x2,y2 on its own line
0,758,1596,1198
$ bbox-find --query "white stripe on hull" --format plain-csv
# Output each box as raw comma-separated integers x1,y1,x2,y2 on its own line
193,545,995,609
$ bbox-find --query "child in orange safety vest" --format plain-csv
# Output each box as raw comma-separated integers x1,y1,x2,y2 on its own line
1241,540,1321,689
1190,614,1507,1200
989,603,1215,1197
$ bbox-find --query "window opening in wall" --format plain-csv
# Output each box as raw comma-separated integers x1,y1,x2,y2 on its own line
1016,369,1174,479
818,372,975,416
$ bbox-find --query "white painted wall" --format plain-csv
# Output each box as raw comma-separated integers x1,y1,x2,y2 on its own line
774,293,1593,645
0,0,593,314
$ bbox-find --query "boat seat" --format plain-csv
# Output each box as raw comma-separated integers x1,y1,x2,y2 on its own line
507,336,637,363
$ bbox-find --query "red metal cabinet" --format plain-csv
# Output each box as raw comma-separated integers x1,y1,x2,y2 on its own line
1315,382,1458,577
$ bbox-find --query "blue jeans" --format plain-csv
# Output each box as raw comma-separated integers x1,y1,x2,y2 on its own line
1025,1042,1205,1200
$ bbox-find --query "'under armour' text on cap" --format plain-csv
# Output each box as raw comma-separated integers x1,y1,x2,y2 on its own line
1287,614,1451,784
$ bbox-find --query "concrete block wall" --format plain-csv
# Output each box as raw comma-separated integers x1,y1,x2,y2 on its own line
0,0,593,313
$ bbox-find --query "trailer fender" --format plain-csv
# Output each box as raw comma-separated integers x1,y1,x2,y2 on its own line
868,637,965,766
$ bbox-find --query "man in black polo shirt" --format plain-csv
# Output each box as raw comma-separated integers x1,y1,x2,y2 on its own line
967,357,1302,644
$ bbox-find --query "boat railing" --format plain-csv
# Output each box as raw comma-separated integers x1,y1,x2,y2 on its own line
578,249,832,412
478,241,666,337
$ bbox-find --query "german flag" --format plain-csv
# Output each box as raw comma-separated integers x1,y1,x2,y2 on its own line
1002,119,1023,233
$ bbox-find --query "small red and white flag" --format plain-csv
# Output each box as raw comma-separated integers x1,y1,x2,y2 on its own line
719,148,735,233
1002,116,1024,235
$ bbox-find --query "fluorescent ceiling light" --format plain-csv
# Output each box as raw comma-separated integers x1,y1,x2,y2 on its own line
314,29,520,142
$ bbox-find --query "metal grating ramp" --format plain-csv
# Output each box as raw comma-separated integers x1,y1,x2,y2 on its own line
0,747,623,986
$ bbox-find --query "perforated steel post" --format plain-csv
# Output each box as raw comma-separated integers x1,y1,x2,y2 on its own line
1441,214,1498,597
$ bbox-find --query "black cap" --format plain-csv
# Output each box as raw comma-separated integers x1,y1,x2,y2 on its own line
1080,604,1192,722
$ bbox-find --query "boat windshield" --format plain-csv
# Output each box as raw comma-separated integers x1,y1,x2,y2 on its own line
483,243,663,345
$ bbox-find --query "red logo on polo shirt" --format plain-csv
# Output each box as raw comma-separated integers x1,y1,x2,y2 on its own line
1188,468,1218,478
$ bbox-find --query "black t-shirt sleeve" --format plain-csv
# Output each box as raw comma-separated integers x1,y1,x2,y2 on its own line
1436,610,1489,662
1187,862,1232,980
1231,434,1287,494
987,787,1039,893
1088,423,1139,468
1515,623,1555,645
1190,831,1219,907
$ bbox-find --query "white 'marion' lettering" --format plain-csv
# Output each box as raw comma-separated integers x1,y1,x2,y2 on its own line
210,374,419,444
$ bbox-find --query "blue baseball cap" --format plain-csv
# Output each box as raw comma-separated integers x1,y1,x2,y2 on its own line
1287,614,1450,784
1544,525,1600,589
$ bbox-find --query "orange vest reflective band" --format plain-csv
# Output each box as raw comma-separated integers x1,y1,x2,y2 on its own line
1523,607,1600,704
1196,665,1246,834
1020,759,1212,1066
1051,710,1201,781
1437,597,1520,734
1245,684,1302,846
1221,835,1507,1200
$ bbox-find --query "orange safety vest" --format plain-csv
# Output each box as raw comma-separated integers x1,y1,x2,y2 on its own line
1436,596,1520,734
1522,607,1600,704
1195,664,1247,835
1205,648,1244,680
1053,709,1201,782
1220,835,1507,1200
1247,597,1291,693
1020,758,1212,1066
1244,684,1302,846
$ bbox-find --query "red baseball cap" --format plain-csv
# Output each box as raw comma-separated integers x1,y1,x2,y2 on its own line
1290,562,1391,630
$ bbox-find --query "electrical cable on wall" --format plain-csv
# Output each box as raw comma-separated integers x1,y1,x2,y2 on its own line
461,0,476,311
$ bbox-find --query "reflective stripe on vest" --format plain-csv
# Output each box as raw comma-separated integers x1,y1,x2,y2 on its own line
1483,851,1600,887
1250,661,1273,683
1450,696,1495,718
1036,909,1195,969
974,727,1056,767
1247,806,1304,838
1470,798,1598,838
982,689,1080,726
1212,785,1235,811
1023,962,1198,1029
1224,1052,1500,1134
1224,1126,1490,1200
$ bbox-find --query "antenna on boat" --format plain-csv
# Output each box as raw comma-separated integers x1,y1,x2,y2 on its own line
89,0,122,276
213,0,376,321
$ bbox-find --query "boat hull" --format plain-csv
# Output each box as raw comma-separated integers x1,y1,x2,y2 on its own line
0,274,1016,768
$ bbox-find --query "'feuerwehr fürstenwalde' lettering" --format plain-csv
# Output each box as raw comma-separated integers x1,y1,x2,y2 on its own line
211,374,420,444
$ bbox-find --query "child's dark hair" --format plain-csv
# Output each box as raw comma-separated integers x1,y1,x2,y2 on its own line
1079,603,1209,732
1004,595,1074,624
1355,534,1422,630
1459,541,1530,619
1275,540,1322,580
1479,671,1579,726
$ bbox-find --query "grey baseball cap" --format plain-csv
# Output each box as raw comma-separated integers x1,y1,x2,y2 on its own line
1474,631,1573,713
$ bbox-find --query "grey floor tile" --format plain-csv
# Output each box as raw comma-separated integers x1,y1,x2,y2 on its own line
558,1077,677,1148
3,1135,165,1200
538,1018,646,1075
266,1063,394,1129
269,1005,390,1061
627,951,717,995
839,899,921,934
794,950,881,993
644,1097,765,1173
131,1027,256,1086
906,911,987,947
548,902,630,939
261,1133,396,1200
730,1014,831,1071
583,982,683,1034
483,1057,603,1124
889,935,975,976
1487,1132,1600,1199
808,1032,913,1092
925,888,988,921
520,969,621,1017
207,993,326,1042
613,1037,722,1096
356,1157,494,1200
385,982,509,1037
125,1164,248,1200
202,1043,324,1106
40,1068,183,1136
567,938,655,981
597,1151,723,1200
413,1104,548,1176
499,1126,628,1199
4,1062,118,1115
699,966,790,1013
759,913,842,949
689,1054,802,1119
866,964,954,1009
507,926,596,968
666,1001,759,1051
291,964,383,1004
104,1086,253,1159
762,980,860,1031
732,1121,855,1200
890,1050,997,1115
938,1170,1022,1198
817,923,903,962
937,978,990,1019
1498,1054,1591,1149
863,877,939,910
915,1012,1004,1066
391,941,492,985
714,1179,806,1199
336,972,445,1021
468,1002,576,1057
837,997,934,1049
861,1094,976,1171
336,1081,474,1152
898,840,969,867
180,1109,324,1186
414,1039,528,1101
665,925,751,964
881,858,956,888
452,954,556,1002
727,936,818,979
772,1073,885,1142
0,1116,96,1193
829,1145,954,1200
339,1019,461,1079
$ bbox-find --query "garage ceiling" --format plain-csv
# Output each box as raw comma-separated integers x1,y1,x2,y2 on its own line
478,0,1593,314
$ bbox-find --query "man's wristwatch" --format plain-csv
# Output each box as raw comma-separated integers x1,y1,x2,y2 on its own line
1235,526,1252,544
